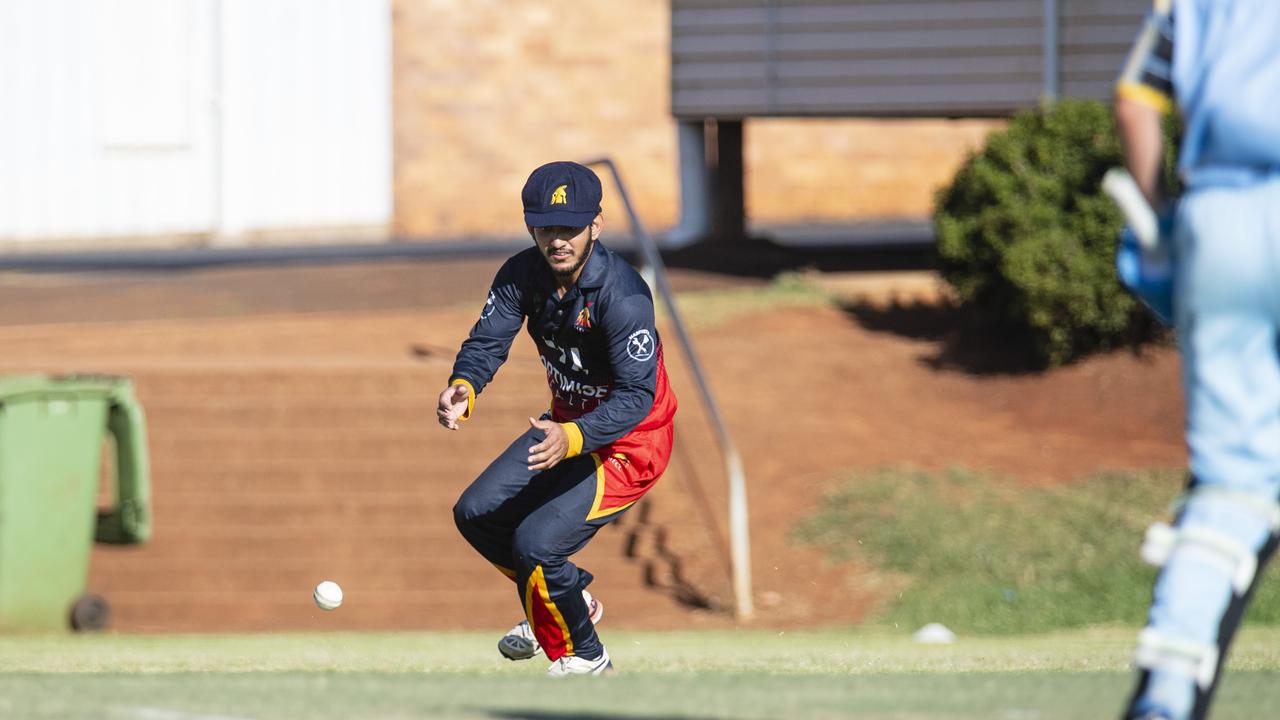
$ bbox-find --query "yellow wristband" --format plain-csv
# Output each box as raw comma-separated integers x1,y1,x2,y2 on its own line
560,421,584,458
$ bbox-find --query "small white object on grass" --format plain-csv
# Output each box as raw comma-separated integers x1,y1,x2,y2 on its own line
313,580,343,611
913,623,956,644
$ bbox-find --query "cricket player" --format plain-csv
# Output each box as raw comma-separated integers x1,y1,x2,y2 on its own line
437,161,677,676
1115,1,1280,717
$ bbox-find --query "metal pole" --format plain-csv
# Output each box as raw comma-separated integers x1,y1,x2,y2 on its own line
666,119,712,247
584,157,754,621
1042,0,1060,101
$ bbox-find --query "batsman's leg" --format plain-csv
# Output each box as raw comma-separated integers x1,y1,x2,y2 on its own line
1126,484,1280,719
1124,183,1280,720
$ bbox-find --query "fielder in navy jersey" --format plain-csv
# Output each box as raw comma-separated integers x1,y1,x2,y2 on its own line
437,161,677,676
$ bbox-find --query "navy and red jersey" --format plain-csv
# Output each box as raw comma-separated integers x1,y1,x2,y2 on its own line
449,241,677,459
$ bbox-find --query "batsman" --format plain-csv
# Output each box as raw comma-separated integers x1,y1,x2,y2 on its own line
437,161,677,676
1115,1,1280,717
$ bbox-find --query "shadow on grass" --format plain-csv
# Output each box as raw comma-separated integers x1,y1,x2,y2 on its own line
486,707,732,712
656,240,934,280
838,298,1046,376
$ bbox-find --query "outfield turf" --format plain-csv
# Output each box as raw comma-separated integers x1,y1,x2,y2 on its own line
0,628,1277,719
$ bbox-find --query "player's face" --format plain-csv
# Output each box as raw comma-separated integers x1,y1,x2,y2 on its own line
531,214,601,278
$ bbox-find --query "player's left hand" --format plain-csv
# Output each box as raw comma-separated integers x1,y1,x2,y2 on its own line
527,416,568,472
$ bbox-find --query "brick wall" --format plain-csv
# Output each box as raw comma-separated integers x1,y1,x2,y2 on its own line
745,118,1003,224
391,0,1003,240
392,0,678,239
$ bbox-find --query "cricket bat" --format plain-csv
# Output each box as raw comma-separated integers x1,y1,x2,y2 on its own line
1102,168,1159,251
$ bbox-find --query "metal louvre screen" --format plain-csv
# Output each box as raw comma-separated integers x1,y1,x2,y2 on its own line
1059,1,1147,101
671,0,1148,118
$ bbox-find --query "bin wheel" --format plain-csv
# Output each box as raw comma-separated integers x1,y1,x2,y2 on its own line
70,594,111,632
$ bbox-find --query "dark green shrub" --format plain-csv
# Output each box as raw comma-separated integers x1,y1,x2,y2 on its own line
934,99,1174,367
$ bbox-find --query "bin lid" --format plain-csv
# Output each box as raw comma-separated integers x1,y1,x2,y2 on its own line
0,374,133,403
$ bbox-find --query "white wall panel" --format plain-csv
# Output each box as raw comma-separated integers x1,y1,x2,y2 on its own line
0,0,214,242
218,0,392,238
92,0,216,239
97,1,195,147
0,0,391,245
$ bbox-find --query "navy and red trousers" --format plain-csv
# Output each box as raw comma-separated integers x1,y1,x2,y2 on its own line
453,421,672,661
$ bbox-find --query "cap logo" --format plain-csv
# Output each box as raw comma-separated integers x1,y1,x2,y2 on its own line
550,185,568,205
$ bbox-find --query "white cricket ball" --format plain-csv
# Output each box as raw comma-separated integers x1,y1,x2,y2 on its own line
313,580,343,611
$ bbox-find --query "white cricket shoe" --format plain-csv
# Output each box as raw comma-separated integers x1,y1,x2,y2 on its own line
497,589,603,661
497,618,541,661
547,646,613,677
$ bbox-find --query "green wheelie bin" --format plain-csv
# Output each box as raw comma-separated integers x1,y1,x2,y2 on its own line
0,375,151,632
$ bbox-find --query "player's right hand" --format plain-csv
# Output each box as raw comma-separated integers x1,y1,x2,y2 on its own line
437,383,471,430
1116,223,1174,326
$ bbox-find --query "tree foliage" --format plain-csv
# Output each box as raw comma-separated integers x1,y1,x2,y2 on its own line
934,99,1174,367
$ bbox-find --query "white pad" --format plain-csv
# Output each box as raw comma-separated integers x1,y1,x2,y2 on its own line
1181,487,1280,530
1134,628,1219,689
1140,489,1280,595
1140,522,1258,594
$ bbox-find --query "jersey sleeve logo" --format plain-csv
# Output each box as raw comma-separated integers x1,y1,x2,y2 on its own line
626,329,654,362
480,289,496,320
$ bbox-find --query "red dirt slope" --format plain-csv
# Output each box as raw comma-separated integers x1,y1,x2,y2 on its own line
0,261,1184,631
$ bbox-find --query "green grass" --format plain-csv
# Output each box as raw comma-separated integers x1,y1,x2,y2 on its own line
794,467,1280,634
0,628,1278,719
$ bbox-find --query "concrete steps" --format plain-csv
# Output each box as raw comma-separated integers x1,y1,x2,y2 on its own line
84,360,673,632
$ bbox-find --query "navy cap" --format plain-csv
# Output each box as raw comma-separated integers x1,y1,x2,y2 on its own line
522,161,602,228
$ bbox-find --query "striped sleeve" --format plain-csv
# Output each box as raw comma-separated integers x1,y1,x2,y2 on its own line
1116,1,1175,113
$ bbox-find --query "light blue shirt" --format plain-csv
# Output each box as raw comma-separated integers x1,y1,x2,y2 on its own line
1120,0,1280,187
1172,0,1280,185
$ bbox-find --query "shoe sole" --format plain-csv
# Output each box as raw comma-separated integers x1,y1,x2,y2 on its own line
579,660,614,676
498,635,542,661
548,659,613,677
500,594,604,661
